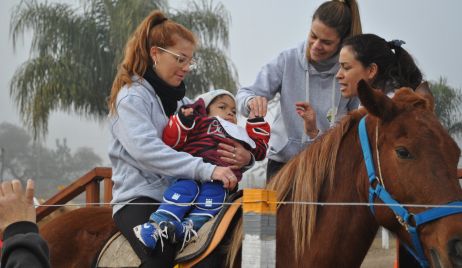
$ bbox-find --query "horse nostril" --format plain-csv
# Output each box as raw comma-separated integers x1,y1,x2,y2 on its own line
448,239,462,267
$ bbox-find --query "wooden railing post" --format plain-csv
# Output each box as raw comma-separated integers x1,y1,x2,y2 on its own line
103,177,113,207
85,181,100,207
242,188,277,268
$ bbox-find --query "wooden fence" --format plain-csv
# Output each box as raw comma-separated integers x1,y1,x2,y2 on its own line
36,167,112,221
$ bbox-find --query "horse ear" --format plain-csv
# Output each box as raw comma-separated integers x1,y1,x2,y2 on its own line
415,81,435,111
357,80,396,121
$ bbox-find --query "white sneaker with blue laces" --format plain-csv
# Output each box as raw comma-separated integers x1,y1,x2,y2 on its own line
133,221,169,250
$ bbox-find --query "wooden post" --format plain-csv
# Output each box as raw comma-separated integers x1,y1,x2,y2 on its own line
85,181,100,207
242,188,277,267
103,177,113,207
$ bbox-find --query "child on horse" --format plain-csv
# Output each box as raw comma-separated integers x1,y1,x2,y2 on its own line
133,89,270,251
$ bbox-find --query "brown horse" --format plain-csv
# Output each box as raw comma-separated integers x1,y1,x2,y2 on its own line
41,81,462,268
244,81,462,268
40,207,118,268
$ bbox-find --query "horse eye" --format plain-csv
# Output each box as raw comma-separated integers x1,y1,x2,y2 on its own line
395,147,413,159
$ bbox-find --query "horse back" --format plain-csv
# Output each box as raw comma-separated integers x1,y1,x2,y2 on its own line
40,207,117,268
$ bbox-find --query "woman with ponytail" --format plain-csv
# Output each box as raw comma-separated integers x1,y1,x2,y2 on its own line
108,11,250,267
236,0,363,181
336,33,423,98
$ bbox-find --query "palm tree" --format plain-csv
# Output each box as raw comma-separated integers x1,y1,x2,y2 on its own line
9,0,238,138
429,77,462,138
172,1,238,94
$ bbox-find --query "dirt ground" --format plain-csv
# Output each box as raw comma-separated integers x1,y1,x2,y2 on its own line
361,235,397,268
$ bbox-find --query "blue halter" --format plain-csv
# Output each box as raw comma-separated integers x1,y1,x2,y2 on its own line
358,116,462,267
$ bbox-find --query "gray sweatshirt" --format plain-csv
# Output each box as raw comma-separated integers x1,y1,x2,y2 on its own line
236,41,359,163
108,76,216,215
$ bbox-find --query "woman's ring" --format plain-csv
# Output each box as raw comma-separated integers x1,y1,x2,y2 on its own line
232,153,236,158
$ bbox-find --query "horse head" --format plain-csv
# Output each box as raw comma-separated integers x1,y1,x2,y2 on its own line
358,80,462,268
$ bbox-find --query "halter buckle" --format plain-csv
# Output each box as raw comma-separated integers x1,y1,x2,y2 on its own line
396,215,410,231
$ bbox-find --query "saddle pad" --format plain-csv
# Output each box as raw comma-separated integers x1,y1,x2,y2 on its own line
97,192,242,267
176,196,241,266
97,232,140,267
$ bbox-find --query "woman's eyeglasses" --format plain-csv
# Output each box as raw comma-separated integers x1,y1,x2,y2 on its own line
156,47,197,70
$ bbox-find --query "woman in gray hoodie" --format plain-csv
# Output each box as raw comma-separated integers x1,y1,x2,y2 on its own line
236,0,363,181
107,10,251,267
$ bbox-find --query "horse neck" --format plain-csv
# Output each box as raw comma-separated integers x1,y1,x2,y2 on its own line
317,123,379,266
288,123,379,267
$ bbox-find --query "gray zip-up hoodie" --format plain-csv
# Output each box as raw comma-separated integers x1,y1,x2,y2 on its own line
108,76,216,215
236,41,359,163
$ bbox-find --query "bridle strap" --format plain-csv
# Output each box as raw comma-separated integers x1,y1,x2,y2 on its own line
414,201,462,225
358,116,380,213
358,117,429,267
358,116,376,183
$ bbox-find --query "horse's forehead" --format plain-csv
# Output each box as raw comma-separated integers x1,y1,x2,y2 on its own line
383,107,431,132
381,107,460,159
381,107,438,142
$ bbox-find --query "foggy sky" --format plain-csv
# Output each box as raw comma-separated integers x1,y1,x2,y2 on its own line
1,0,462,166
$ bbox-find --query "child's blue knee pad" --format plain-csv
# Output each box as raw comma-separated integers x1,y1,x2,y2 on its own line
156,179,199,222
189,182,226,218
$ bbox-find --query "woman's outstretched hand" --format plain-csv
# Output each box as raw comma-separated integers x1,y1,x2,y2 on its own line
295,102,319,138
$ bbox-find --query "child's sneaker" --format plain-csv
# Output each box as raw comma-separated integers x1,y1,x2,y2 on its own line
168,219,198,252
133,221,173,250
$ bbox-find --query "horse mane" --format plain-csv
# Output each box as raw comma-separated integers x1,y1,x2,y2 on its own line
267,108,366,261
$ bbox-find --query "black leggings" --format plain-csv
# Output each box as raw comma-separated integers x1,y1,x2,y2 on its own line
266,159,286,183
113,197,176,268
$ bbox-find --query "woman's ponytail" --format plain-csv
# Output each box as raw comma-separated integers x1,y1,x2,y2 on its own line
391,41,423,90
345,0,362,37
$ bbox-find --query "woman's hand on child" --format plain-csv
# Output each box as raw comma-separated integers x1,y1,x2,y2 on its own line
211,167,237,189
295,102,319,138
218,140,252,169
